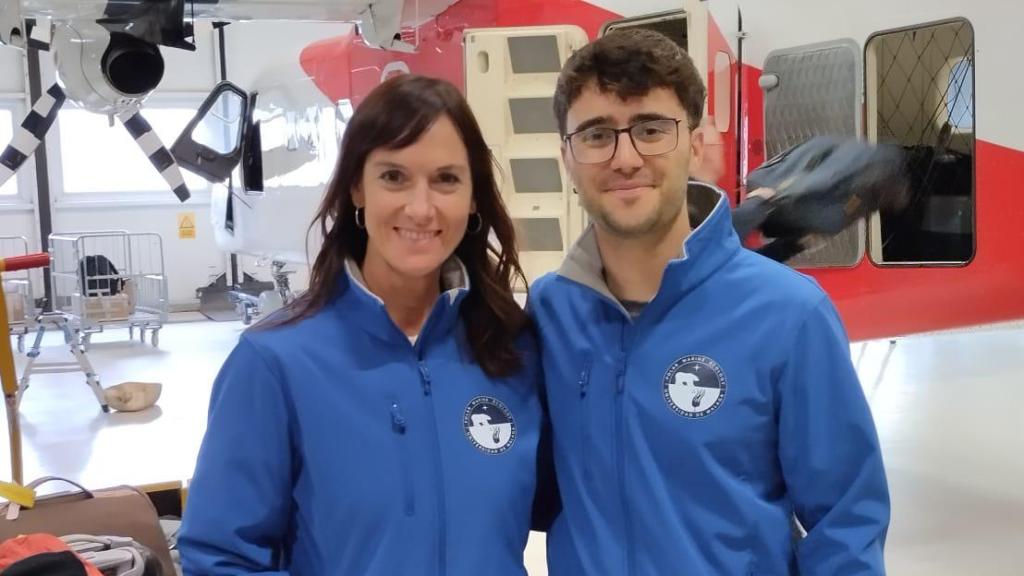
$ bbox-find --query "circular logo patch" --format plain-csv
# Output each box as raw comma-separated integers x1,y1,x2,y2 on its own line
663,355,727,418
463,396,516,455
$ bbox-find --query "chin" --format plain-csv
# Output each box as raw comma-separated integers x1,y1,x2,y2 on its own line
386,251,450,279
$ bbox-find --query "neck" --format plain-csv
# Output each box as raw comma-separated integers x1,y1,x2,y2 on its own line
360,254,440,337
596,208,692,303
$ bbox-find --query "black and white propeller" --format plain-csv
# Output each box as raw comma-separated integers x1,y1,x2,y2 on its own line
0,18,191,202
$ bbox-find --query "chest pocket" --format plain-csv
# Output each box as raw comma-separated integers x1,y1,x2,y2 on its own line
388,397,416,517
577,355,593,484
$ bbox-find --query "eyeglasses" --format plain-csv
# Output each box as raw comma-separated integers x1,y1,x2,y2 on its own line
565,118,684,164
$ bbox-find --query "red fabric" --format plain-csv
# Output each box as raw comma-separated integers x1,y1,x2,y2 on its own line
0,533,103,576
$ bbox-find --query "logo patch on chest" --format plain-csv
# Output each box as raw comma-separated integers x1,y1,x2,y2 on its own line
663,355,727,418
463,396,516,455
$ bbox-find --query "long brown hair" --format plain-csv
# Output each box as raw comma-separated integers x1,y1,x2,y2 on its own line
261,74,530,377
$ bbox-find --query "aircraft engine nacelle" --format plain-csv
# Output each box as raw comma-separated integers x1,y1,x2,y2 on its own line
52,21,163,114
0,19,190,202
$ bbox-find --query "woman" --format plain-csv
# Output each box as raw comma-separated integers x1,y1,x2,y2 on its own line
178,74,546,575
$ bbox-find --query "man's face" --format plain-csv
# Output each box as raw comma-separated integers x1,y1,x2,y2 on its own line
562,83,704,239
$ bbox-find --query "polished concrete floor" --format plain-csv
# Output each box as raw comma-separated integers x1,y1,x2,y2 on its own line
3,315,1023,574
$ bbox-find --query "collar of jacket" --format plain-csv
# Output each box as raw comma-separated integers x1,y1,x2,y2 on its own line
557,180,741,318
335,255,471,346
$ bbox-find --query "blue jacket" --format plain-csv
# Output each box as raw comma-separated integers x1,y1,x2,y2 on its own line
179,259,543,575
530,182,890,575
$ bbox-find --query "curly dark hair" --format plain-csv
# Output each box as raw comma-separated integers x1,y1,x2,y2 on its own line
553,28,707,136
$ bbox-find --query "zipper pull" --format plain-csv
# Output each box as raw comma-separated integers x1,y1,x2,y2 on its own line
390,402,407,434
616,362,625,395
418,362,432,396
578,358,591,398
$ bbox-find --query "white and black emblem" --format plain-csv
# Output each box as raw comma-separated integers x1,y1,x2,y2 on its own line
663,355,727,418
463,396,516,455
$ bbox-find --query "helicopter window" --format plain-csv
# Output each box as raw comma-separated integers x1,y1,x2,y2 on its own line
866,19,975,265
192,88,245,156
57,102,211,196
0,104,18,198
947,58,973,131
759,40,864,268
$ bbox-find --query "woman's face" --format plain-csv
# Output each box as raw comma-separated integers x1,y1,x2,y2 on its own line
354,115,475,281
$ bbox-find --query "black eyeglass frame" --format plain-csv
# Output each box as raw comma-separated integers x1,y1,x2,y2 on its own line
563,118,687,164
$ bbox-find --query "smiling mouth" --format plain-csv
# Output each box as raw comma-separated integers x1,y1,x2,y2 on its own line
395,227,441,241
606,182,655,192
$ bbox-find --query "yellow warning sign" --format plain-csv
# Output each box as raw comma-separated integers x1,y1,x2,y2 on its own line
178,212,196,240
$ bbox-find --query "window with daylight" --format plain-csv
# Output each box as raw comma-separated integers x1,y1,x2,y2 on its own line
866,19,975,265
58,102,214,196
0,104,18,197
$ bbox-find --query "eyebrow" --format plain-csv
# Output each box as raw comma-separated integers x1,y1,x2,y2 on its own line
370,160,468,173
629,112,674,124
571,112,675,134
571,115,614,134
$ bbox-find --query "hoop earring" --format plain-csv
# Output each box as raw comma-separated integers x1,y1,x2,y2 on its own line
354,207,365,229
467,213,483,234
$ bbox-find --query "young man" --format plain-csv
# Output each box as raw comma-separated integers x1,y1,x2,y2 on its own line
529,28,890,575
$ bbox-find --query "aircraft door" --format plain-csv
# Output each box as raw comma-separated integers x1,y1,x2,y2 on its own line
759,39,865,268
463,26,589,286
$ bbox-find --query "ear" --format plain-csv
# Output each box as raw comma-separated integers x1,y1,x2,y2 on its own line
352,183,365,208
560,140,575,186
689,122,707,168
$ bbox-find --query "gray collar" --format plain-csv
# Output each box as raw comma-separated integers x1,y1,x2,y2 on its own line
345,255,470,305
557,180,729,311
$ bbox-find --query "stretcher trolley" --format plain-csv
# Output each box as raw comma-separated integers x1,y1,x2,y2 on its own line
49,231,169,349
0,237,38,354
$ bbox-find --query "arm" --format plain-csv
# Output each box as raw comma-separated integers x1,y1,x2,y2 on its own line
530,382,562,532
777,297,891,575
524,298,562,533
179,337,295,575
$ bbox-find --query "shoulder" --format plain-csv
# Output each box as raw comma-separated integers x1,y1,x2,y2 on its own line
239,302,342,364
526,271,579,312
528,272,558,301
729,249,831,316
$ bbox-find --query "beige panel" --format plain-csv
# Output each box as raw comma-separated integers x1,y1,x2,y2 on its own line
464,25,588,285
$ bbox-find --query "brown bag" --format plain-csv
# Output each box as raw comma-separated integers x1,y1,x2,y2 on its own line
0,477,174,576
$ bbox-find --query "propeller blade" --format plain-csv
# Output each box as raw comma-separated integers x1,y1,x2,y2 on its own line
25,19,51,51
116,108,191,202
0,82,65,187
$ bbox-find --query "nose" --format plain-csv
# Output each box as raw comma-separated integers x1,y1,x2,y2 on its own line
609,131,644,172
404,179,436,222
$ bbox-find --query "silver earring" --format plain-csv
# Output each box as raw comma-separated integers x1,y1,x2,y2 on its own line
354,207,365,229
467,213,483,234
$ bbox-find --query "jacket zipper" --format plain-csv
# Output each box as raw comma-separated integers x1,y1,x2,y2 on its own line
578,356,593,484
618,331,635,576
389,400,415,517
418,361,447,575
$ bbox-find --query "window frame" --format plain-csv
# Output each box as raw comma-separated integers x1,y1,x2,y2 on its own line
864,17,977,268
47,92,215,207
